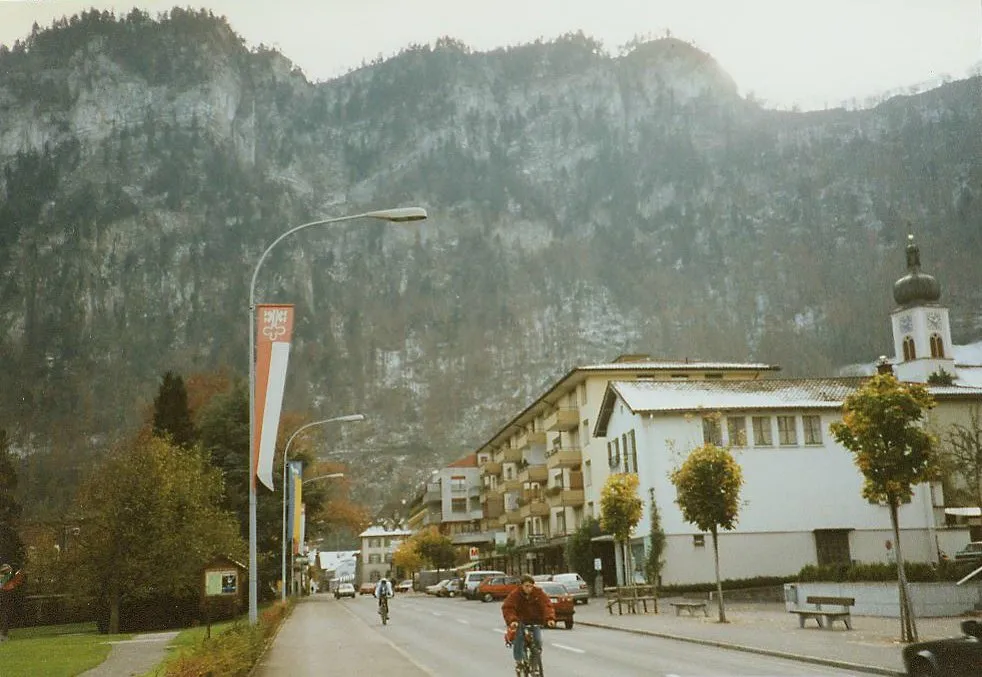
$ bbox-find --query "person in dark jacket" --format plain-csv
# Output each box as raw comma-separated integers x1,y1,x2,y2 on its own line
501,574,555,671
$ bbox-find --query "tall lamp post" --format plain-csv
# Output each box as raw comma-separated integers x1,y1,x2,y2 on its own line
291,472,345,597
249,207,427,623
281,415,363,602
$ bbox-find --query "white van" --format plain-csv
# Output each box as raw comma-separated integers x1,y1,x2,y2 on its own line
461,570,506,600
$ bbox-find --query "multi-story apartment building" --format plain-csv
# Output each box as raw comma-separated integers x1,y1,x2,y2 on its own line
358,526,411,584
474,356,777,576
469,237,982,586
407,454,490,548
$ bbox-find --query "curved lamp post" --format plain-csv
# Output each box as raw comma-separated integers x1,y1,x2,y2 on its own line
281,416,363,602
250,206,427,622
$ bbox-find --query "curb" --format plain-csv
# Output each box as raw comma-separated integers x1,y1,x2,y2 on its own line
575,619,905,677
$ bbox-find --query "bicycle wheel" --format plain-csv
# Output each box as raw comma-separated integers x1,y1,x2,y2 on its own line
529,649,544,677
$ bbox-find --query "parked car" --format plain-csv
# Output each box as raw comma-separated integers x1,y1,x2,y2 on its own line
396,579,414,593
953,541,982,563
426,579,450,595
536,581,575,629
334,583,356,599
461,570,506,599
548,572,590,604
477,575,521,602
437,578,462,598
902,619,982,676
358,582,376,595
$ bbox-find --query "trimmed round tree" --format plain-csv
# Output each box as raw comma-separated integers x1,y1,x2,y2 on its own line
599,473,643,586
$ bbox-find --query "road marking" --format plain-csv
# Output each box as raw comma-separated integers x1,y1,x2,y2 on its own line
456,618,470,624
430,611,443,617
550,642,585,654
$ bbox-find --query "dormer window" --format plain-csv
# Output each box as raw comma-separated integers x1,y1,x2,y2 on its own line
902,336,916,361
930,334,945,358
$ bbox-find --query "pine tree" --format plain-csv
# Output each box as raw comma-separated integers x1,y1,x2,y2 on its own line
152,371,196,449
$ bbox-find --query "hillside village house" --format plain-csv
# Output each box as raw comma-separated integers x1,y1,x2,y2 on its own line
457,236,982,586
358,526,412,584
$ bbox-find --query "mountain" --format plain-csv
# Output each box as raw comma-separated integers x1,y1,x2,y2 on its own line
1,9,980,513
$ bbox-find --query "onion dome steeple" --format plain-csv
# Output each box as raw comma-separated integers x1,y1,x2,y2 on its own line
893,234,941,307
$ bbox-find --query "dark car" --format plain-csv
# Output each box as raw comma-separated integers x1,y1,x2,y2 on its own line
535,581,575,629
953,541,982,563
902,619,982,676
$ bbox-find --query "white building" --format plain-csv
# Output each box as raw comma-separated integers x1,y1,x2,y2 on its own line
592,236,982,585
358,526,412,584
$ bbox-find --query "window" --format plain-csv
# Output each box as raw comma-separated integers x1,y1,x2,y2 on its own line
451,498,467,512
803,415,822,445
752,417,772,446
384,553,392,563
450,475,467,492
727,417,747,447
556,510,567,535
702,417,722,445
608,439,620,468
692,534,705,548
368,554,381,564
370,538,381,548
584,460,592,487
903,336,916,361
582,419,589,439
930,334,945,358
777,416,797,445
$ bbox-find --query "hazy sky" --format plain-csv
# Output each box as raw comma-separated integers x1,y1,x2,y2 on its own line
1,0,979,110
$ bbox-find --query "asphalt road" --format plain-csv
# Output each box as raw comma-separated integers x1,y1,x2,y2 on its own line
328,594,874,677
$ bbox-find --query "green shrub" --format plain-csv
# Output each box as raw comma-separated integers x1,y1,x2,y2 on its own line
162,602,288,676
796,560,977,583
658,575,792,595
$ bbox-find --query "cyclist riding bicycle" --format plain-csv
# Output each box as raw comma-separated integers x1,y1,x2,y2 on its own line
374,576,394,617
502,574,555,672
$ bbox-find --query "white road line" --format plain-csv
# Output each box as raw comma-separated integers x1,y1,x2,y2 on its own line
430,611,443,617
456,618,471,624
550,642,585,654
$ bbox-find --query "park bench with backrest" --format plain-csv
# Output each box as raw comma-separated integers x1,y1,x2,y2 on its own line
789,595,855,629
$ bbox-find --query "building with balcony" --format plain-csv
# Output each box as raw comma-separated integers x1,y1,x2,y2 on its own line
472,354,779,576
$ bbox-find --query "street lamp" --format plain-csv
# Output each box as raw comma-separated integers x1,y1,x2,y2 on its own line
281,416,364,602
303,472,345,486
250,207,427,623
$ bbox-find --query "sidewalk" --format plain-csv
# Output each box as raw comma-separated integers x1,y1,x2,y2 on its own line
574,596,972,676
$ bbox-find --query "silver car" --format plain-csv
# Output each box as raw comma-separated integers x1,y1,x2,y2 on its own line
548,573,590,604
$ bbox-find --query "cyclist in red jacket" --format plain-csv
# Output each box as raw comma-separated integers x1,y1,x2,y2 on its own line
502,574,555,671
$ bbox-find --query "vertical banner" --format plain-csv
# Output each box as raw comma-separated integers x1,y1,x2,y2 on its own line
286,461,302,553
254,304,294,489
292,470,303,555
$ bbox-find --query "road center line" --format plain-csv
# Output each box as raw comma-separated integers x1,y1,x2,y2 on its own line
456,618,470,624
550,642,585,654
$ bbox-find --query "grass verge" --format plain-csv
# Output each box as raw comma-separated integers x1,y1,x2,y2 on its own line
0,622,131,677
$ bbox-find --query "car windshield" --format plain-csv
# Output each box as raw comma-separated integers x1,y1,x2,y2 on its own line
537,583,567,595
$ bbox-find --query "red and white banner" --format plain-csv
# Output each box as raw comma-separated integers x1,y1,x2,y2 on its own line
254,304,294,490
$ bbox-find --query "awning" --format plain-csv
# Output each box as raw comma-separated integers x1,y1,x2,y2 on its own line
945,507,982,517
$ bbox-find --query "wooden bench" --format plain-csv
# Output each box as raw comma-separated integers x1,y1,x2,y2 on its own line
670,600,708,617
604,585,659,615
789,595,855,630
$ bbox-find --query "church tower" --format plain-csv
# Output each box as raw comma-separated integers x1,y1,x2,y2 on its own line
891,235,955,383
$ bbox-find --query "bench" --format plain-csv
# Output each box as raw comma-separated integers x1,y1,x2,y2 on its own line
604,585,659,615
670,600,708,617
789,595,855,630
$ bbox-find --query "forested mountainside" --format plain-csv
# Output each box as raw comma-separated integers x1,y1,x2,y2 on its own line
1,9,980,514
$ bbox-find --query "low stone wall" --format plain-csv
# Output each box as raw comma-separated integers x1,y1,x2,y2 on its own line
785,581,982,617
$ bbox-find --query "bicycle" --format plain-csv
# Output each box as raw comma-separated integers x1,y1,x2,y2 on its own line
378,594,389,625
515,623,544,677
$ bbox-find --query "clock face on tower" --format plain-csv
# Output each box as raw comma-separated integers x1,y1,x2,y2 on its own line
899,315,913,333
927,312,942,330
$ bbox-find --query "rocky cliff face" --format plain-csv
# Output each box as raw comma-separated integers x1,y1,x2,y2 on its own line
1,11,980,512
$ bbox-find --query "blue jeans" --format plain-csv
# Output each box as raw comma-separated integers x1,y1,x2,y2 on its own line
511,623,541,662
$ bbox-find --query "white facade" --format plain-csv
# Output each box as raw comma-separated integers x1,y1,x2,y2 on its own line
358,526,411,584
596,377,981,585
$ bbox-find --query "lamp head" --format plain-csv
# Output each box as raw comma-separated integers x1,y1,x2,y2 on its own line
366,207,427,223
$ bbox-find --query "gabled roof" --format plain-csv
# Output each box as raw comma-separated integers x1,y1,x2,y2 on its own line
448,453,478,468
358,526,413,538
594,377,982,436
473,357,780,455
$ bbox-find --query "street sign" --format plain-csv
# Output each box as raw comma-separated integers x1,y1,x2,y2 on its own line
594,557,602,571
469,546,480,561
